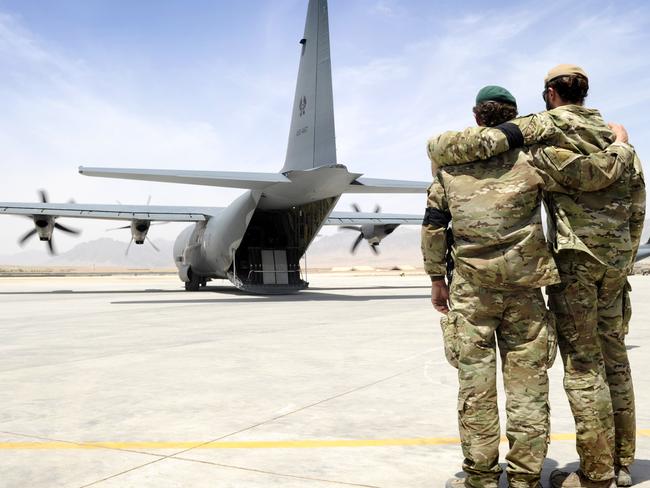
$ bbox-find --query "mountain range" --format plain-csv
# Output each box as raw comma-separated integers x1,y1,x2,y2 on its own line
0,227,425,270
3,218,649,271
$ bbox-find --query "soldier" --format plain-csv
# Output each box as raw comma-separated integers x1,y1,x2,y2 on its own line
422,85,632,488
428,65,645,488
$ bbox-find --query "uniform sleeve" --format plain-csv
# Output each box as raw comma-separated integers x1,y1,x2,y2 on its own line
426,113,561,168
421,175,450,279
531,141,634,192
427,128,510,168
629,152,646,263
512,113,562,146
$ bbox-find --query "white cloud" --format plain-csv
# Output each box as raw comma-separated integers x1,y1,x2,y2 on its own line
329,1,650,224
373,1,396,17
0,13,242,255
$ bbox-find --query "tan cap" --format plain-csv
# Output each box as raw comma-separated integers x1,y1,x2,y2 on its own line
544,64,588,85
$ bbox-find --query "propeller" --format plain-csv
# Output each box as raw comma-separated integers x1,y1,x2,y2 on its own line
123,235,161,256
105,196,162,255
18,229,38,245
17,190,81,255
339,203,384,255
54,222,81,235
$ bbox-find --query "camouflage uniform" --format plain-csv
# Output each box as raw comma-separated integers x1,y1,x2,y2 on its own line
428,105,645,479
422,148,561,488
422,140,631,487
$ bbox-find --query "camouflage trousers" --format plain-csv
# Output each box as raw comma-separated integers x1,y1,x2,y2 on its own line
442,273,553,488
548,251,635,480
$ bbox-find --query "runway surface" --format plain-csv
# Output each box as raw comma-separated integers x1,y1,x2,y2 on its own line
0,273,648,487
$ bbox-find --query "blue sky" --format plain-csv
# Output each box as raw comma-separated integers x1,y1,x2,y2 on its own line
1,0,649,254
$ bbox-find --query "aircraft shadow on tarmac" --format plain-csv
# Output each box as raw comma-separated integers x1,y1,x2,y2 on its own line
102,283,429,304
0,284,429,302
0,289,185,295
309,285,430,291
0,285,429,297
111,291,430,305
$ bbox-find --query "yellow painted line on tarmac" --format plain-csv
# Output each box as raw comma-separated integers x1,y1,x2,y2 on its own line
1,431,648,450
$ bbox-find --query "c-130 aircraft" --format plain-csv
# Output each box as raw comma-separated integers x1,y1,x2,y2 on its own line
0,0,429,294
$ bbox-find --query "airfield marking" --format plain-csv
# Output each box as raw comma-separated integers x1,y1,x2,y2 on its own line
2,430,649,450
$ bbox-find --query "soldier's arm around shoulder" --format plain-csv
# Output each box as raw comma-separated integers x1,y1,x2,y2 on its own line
427,127,510,168
629,152,646,261
531,141,635,192
421,174,450,280
425,112,559,169
510,112,561,145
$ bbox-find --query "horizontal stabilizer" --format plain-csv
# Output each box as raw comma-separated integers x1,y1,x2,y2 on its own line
79,167,290,189
325,211,422,226
346,177,429,194
0,202,224,222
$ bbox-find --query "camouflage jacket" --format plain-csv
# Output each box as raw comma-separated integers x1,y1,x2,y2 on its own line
422,148,561,290
427,105,645,270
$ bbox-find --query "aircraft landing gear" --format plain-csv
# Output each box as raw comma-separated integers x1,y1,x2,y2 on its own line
184,269,203,292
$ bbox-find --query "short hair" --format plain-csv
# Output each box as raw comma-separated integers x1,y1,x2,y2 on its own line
546,74,589,105
472,101,518,127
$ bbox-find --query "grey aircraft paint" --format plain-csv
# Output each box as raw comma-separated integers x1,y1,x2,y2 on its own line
0,0,430,295
284,0,337,173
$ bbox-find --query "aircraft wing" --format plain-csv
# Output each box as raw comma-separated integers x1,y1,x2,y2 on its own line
325,211,422,225
0,202,224,222
79,167,290,190
345,177,429,194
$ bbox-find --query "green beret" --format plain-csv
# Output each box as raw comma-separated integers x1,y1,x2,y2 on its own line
475,85,517,106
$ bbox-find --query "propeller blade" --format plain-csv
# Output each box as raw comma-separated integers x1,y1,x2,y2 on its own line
68,198,76,204
370,243,380,255
351,203,361,213
125,239,133,256
39,189,49,203
146,195,152,206
54,223,81,235
18,228,37,246
374,204,381,213
47,239,56,255
351,233,364,254
340,226,362,232
147,236,160,252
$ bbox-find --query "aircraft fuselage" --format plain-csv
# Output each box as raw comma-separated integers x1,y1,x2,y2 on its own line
173,164,359,293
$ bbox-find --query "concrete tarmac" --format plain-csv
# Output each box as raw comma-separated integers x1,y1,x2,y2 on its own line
0,273,648,488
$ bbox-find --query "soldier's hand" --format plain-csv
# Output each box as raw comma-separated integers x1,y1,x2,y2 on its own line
608,122,629,144
430,279,450,314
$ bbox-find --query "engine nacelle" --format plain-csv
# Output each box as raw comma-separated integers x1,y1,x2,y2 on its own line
33,216,55,241
360,223,398,245
130,220,151,245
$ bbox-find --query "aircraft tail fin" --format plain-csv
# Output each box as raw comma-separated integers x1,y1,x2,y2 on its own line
282,0,336,173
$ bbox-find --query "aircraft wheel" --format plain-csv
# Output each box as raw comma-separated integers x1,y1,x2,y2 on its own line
185,270,201,291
